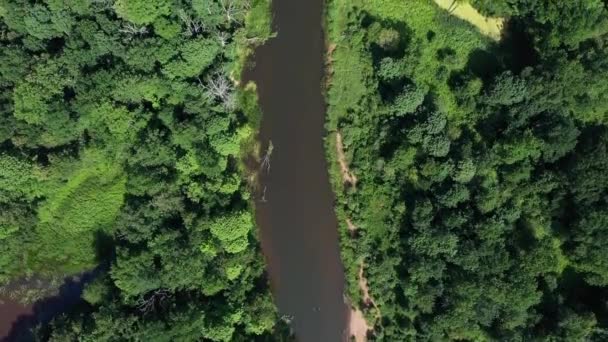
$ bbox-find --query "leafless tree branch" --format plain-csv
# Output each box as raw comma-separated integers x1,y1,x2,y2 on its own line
119,23,148,36
260,186,267,202
178,9,206,37
219,0,251,25
260,140,274,173
216,31,231,47
137,289,169,314
199,73,236,110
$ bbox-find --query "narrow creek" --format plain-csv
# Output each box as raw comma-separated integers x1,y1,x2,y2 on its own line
0,269,101,341
242,0,349,341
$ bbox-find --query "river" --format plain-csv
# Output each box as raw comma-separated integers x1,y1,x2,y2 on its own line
242,0,349,341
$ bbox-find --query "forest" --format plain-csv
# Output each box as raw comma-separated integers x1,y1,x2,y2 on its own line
326,0,608,340
3,0,608,341
0,0,288,340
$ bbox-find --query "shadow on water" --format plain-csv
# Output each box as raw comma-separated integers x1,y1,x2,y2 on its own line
1,223,115,341
242,0,349,341
1,266,106,342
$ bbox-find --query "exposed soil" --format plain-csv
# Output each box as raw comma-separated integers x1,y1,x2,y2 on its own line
347,262,383,342
335,132,358,187
348,307,370,342
358,263,381,321
334,131,377,341
346,218,357,232
324,43,337,87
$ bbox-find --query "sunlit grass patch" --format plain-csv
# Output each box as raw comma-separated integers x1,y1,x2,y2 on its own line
433,0,505,40
31,150,126,274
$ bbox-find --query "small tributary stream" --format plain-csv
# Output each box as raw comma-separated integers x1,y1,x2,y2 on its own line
242,0,349,341
0,269,100,341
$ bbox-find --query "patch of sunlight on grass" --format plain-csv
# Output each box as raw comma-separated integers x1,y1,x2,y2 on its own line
433,0,505,40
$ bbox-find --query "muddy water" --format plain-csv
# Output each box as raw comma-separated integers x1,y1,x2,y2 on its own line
0,298,32,339
0,270,100,341
242,0,348,341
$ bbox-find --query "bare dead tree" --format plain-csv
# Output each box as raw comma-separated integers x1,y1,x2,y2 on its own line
137,289,169,314
216,31,231,47
199,73,236,110
178,9,205,37
137,296,155,314
260,186,267,203
219,0,250,25
219,0,238,24
245,37,264,45
280,313,294,324
260,140,274,173
119,23,148,36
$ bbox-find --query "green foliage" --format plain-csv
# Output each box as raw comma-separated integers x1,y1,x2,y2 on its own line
38,154,125,235
26,151,127,273
209,211,253,254
13,61,76,125
375,27,400,51
569,210,608,286
114,0,171,26
81,276,112,306
244,0,273,40
0,0,280,339
0,154,44,203
162,39,220,79
326,0,608,340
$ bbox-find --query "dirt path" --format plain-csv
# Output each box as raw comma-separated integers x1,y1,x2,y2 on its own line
333,133,377,341
335,132,358,187
347,261,383,342
324,43,337,87
344,218,381,341
358,263,381,320
433,0,505,40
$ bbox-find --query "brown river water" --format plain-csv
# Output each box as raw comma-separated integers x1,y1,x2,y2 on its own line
0,298,32,340
0,271,98,341
242,0,349,341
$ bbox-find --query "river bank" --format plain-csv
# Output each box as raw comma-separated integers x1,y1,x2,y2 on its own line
322,0,500,340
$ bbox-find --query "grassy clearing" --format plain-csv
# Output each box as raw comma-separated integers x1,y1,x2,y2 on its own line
244,0,274,41
433,0,504,40
30,150,126,274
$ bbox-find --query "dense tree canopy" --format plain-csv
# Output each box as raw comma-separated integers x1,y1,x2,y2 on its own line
0,0,286,340
326,0,608,340
3,0,608,340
